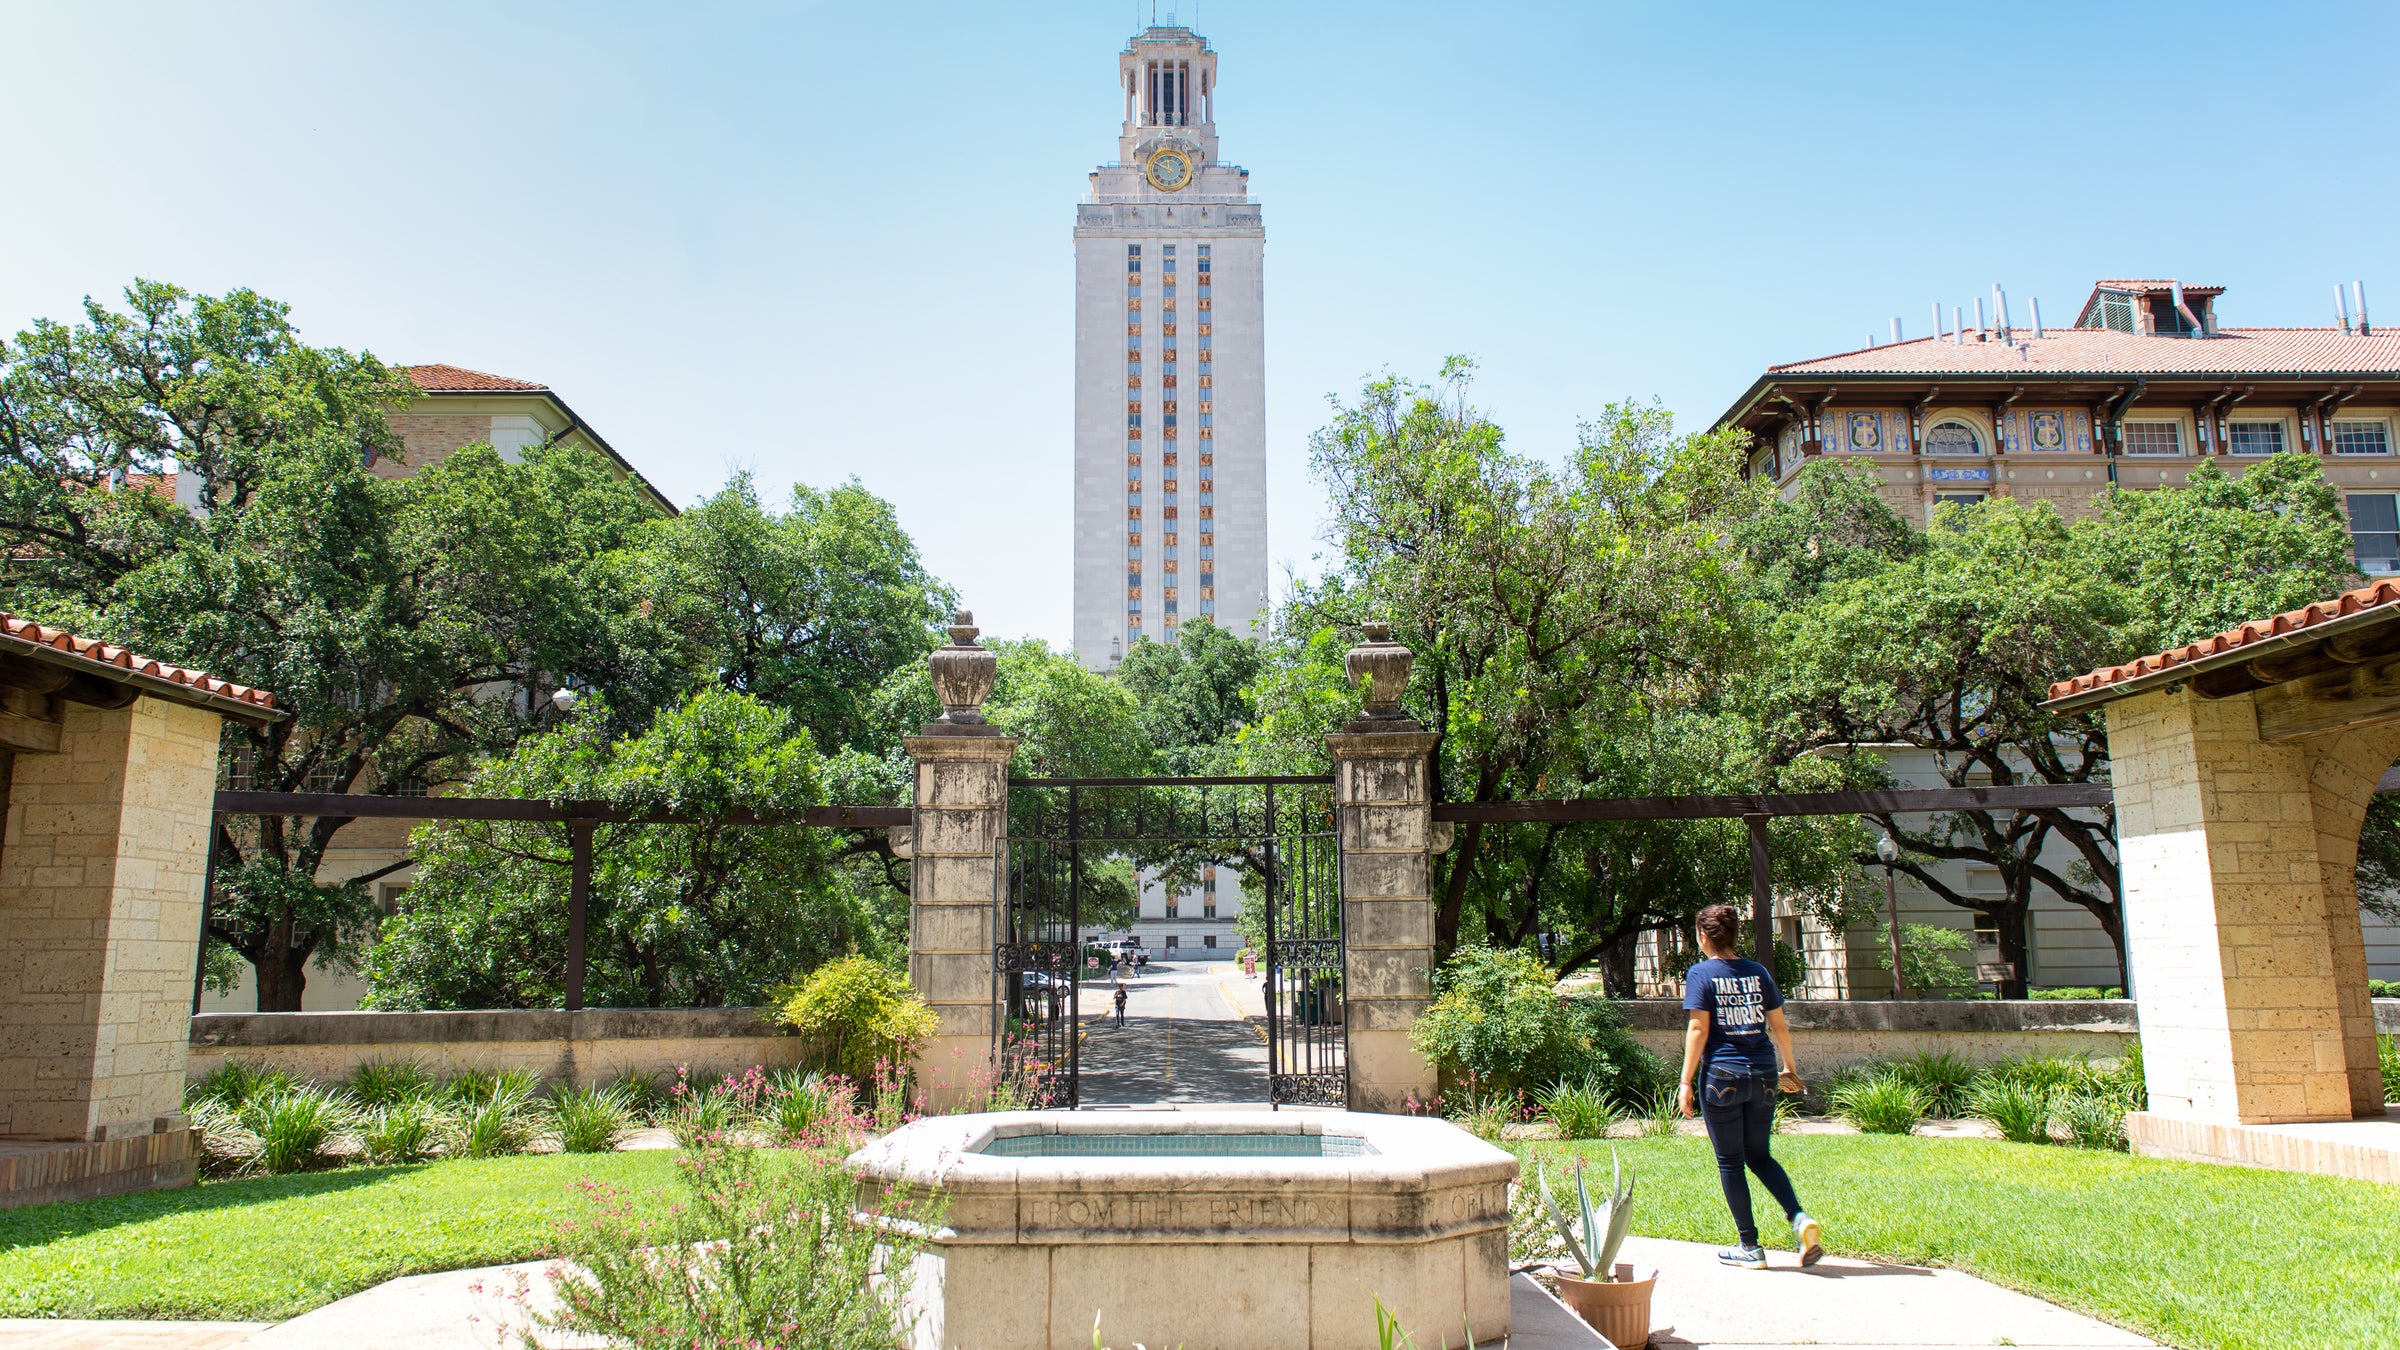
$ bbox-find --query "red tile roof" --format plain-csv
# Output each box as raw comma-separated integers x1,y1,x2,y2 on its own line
2047,580,2400,704
1767,327,2400,378
406,364,547,393
0,614,278,714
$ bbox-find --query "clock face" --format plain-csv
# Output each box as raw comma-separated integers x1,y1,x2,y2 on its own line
1146,149,1193,192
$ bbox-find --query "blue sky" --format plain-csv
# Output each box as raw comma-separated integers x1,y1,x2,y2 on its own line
5,1,2394,645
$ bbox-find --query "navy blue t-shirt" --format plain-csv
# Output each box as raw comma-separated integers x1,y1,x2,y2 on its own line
1682,957,1783,1075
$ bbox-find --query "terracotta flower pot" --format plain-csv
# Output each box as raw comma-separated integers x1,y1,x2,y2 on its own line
1553,1263,1657,1349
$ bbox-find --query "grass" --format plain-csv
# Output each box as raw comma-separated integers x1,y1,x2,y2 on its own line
1533,1133,2400,1350
0,1151,677,1321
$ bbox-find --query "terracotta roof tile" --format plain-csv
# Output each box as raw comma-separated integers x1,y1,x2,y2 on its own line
1768,327,2400,378
0,614,277,711
2046,580,2400,703
406,364,548,393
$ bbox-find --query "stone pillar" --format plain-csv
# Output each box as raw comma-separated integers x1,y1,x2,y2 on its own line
2107,686,2378,1126
904,612,1016,1112
0,697,221,1141
1327,624,1440,1114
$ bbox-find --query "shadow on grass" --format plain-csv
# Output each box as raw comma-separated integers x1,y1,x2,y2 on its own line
0,1164,423,1252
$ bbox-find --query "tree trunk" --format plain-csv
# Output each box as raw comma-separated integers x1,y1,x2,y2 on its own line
1598,930,1637,999
1992,902,2031,1000
254,946,310,1011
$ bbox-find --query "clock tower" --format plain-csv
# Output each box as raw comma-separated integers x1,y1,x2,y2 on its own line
1072,24,1267,669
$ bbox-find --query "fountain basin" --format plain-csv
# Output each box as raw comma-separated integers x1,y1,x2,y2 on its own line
850,1110,1515,1350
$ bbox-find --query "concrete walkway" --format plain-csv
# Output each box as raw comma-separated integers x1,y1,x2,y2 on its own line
1620,1235,2157,1349
1076,962,1269,1105
0,1235,2161,1349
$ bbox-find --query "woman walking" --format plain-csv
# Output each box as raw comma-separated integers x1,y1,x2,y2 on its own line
1678,903,1824,1270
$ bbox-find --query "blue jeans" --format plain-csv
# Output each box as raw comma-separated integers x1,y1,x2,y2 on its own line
1700,1063,1803,1247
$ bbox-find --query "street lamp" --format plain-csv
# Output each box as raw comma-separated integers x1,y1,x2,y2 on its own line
1876,832,1912,999
550,687,582,714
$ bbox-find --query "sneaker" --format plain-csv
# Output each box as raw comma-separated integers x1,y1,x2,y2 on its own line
1717,1244,1768,1269
1792,1212,1824,1267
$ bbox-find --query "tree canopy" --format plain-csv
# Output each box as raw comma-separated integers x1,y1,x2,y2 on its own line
1748,453,2363,991
364,689,868,1009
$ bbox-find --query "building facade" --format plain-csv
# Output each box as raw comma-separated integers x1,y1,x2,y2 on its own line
1716,279,2400,574
1707,278,2400,993
1072,25,1268,670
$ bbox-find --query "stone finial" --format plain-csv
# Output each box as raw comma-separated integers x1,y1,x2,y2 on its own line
925,609,999,733
1344,621,1420,730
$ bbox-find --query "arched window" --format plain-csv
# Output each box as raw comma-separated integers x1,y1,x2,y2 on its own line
1924,420,1984,456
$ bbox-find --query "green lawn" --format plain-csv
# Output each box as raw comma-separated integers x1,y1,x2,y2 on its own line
5,1137,2394,1347
0,1152,679,1321
1536,1133,2400,1350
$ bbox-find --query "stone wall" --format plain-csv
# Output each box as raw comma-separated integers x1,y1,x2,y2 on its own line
187,1008,817,1087
0,697,221,1140
1614,998,2149,1070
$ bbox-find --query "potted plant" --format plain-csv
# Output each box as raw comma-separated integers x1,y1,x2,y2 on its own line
1538,1151,1657,1349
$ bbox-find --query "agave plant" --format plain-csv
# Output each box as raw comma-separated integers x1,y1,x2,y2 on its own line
1536,1150,1636,1282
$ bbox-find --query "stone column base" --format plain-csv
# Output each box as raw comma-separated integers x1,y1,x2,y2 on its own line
0,1125,194,1209
2126,1107,2400,1185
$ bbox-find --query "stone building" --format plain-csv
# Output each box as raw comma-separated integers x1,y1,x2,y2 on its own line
1072,24,1270,669
1715,279,2400,570
1705,278,2400,995
0,617,280,1206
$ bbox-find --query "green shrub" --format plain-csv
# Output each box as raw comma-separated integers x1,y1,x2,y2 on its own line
362,1097,450,1164
1970,1080,2053,1144
445,1067,540,1107
534,1140,936,1349
240,1088,356,1174
778,956,937,1085
1446,1083,1515,1144
1874,923,1977,998
1637,1084,1682,1138
1410,946,1662,1104
1534,1078,1622,1141
1984,1054,2089,1099
2370,978,2400,998
451,1086,540,1158
549,1084,635,1155
347,1058,436,1107
1829,1072,1927,1135
185,1060,295,1111
2028,986,2125,999
184,1098,260,1176
608,1070,667,1122
1890,1051,1977,1118
2053,1092,2129,1150
763,1069,864,1147
2379,1033,2398,1104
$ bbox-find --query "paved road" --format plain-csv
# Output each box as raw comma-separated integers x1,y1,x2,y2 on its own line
1076,962,1269,1105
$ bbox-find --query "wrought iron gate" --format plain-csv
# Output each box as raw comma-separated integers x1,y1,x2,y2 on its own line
995,775,1344,1108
